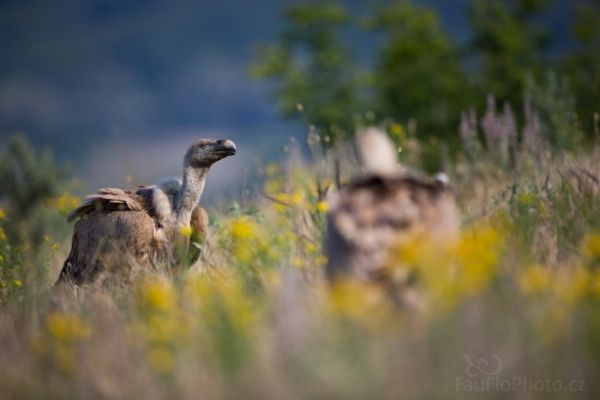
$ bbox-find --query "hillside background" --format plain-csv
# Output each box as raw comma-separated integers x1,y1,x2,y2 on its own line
0,0,582,200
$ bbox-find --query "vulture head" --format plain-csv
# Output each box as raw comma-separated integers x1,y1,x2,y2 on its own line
184,139,237,168
355,128,403,176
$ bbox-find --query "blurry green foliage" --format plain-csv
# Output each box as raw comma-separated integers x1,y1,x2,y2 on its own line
468,0,551,106
250,0,360,143
565,0,600,134
369,0,472,141
253,0,600,150
0,135,69,249
0,218,24,303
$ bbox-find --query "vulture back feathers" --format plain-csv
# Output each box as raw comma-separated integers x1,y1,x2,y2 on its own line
325,129,460,286
58,188,163,284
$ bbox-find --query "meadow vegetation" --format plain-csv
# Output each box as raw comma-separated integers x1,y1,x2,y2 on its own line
2,0,600,397
0,103,599,398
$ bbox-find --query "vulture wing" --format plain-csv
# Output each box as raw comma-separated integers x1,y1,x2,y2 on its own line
58,188,157,285
67,188,146,222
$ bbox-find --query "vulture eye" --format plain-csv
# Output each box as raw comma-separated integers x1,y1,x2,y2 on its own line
199,144,207,149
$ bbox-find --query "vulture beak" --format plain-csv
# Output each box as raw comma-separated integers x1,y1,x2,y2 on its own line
217,139,237,156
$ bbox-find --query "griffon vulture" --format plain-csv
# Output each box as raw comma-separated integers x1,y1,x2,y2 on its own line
325,129,460,291
56,139,236,285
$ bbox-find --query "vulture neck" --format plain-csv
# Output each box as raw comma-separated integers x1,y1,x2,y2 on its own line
174,165,209,225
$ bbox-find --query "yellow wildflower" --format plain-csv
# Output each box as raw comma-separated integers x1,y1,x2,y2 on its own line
290,190,304,206
400,223,503,312
188,276,257,342
456,224,503,296
328,280,390,325
316,200,329,213
390,123,405,140
582,233,600,266
556,267,590,305
52,192,81,215
145,314,179,343
273,193,290,212
225,216,271,266
315,255,328,266
179,225,193,238
46,313,92,342
517,192,533,206
233,246,254,263
517,191,535,206
0,207,5,220
519,265,551,295
306,242,318,255
389,235,426,268
0,227,6,242
230,216,257,239
139,279,177,312
290,257,304,268
13,279,22,288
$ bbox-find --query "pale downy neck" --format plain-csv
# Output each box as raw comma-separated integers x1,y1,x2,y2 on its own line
174,166,209,225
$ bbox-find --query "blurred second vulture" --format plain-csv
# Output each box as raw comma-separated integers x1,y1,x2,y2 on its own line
325,128,460,307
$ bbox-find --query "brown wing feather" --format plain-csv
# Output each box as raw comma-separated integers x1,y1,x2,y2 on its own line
57,209,158,286
58,188,158,286
67,188,146,222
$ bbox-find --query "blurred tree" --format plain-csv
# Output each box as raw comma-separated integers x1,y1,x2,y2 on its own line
253,0,600,153
0,135,69,249
468,0,552,106
250,0,361,144
565,0,600,135
369,0,471,140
